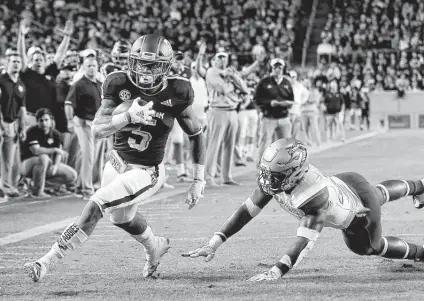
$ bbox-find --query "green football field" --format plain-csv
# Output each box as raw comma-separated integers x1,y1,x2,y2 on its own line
1,130,424,301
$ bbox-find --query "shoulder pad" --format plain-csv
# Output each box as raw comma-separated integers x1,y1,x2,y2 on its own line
291,167,329,209
298,187,329,212
168,77,194,107
101,71,128,100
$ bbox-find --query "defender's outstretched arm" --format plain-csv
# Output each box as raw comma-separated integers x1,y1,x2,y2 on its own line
182,187,273,260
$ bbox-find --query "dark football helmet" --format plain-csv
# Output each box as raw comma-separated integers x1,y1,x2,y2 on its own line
128,34,174,92
258,138,310,195
111,40,131,69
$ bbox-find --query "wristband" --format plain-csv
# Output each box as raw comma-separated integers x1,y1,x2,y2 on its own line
111,111,130,129
274,254,292,276
192,163,205,181
214,231,227,242
208,234,224,250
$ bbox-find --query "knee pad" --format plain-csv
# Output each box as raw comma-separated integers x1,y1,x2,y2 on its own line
109,204,138,225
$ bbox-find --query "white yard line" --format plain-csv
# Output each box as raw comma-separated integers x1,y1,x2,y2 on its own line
0,131,382,247
0,217,77,246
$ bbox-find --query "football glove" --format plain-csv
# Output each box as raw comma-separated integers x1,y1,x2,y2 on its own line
247,269,281,282
185,179,205,210
182,244,215,262
128,98,155,125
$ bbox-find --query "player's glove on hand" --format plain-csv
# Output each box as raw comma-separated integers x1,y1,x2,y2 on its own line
128,98,155,125
182,244,216,262
247,268,282,282
185,179,205,210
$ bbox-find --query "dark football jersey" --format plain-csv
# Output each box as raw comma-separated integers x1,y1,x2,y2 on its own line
102,72,194,166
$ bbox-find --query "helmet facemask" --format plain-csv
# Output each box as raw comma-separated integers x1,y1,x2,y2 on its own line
128,55,172,92
258,163,308,195
258,164,294,195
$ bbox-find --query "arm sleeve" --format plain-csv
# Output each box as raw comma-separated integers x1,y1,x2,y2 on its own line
101,73,125,105
52,130,62,147
173,80,195,117
26,128,39,147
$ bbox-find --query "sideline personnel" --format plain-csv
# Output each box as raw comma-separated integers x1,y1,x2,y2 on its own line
255,58,294,164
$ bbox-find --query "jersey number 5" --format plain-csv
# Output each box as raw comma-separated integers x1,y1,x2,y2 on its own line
128,129,152,152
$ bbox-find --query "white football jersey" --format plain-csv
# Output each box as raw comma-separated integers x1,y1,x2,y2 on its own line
273,165,365,229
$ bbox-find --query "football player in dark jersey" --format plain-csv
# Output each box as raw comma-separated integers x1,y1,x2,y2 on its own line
100,40,131,77
24,34,206,282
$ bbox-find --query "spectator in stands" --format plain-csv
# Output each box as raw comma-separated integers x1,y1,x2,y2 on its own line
255,58,294,163
396,72,409,98
20,108,77,198
0,48,27,197
17,20,74,127
65,55,102,199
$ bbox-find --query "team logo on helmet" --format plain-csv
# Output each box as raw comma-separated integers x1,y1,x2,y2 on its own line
284,140,307,166
119,89,131,101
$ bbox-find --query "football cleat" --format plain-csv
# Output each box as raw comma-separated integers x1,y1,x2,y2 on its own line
24,261,47,282
143,236,170,278
413,194,424,209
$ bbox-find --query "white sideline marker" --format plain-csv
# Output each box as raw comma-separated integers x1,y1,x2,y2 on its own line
0,131,382,247
0,217,77,246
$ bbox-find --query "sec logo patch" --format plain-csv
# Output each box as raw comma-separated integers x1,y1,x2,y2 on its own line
119,89,131,101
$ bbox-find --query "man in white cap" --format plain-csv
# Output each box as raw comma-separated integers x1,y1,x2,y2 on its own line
204,47,248,186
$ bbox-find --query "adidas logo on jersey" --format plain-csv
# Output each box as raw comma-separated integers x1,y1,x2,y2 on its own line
161,99,173,107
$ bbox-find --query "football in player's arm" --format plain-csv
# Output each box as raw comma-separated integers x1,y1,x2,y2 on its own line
183,183,326,281
92,80,206,209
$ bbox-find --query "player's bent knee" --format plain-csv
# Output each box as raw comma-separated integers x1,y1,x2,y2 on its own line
109,205,138,225
79,200,104,226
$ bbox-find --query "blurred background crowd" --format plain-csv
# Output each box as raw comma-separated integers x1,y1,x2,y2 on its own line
0,0,419,201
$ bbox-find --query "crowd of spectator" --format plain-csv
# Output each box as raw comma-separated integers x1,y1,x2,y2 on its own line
319,0,424,91
0,0,300,67
0,0,382,204
0,0,305,202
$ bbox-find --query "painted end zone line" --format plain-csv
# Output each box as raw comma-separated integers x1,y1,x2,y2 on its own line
0,217,77,246
0,130,382,247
